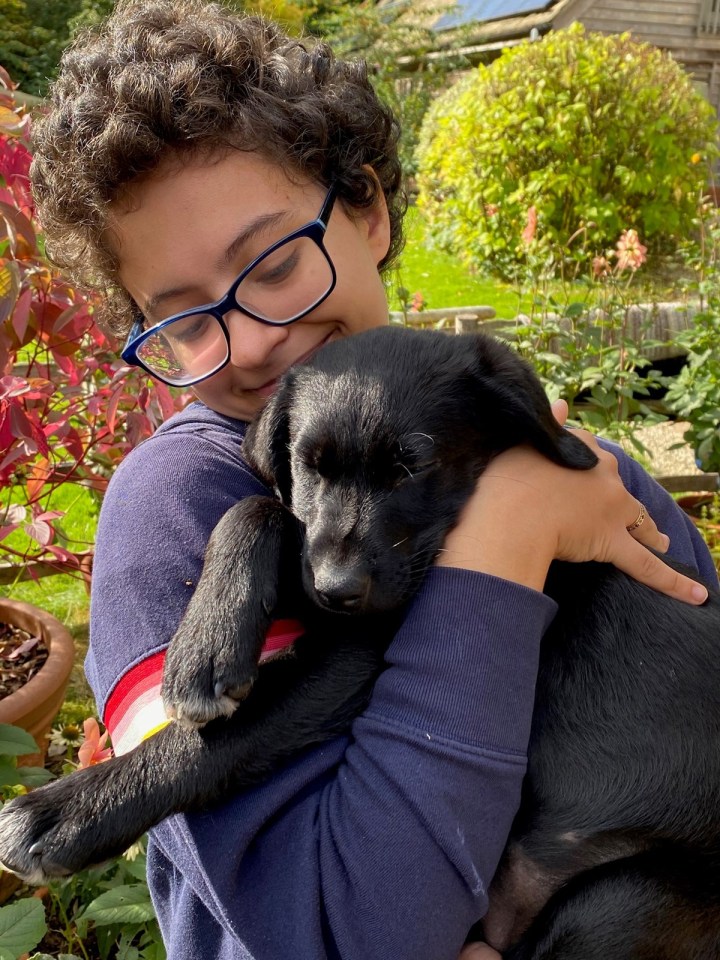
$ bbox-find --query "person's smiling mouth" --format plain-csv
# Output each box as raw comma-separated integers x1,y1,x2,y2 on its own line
249,331,337,398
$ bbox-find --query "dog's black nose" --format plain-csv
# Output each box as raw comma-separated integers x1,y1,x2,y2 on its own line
316,590,363,612
313,568,369,612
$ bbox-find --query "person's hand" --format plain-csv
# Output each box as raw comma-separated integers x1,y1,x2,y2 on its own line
458,943,501,960
436,402,708,605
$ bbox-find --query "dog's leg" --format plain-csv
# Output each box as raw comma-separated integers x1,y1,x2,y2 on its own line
162,495,301,726
0,626,386,883
504,848,720,960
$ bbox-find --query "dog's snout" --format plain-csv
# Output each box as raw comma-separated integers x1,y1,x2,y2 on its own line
313,565,370,612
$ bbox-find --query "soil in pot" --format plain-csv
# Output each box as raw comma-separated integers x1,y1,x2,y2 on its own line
0,621,49,700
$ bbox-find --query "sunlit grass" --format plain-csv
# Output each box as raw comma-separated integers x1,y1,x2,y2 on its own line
1,483,98,630
387,206,527,319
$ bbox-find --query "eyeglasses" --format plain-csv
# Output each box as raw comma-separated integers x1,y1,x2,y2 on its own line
121,183,338,387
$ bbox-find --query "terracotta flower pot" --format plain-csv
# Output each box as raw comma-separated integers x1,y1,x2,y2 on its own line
0,598,75,762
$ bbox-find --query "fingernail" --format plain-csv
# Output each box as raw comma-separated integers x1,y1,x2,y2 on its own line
661,534,670,552
692,584,708,603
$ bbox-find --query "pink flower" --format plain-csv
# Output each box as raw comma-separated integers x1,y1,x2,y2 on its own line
592,255,611,278
521,206,537,245
615,229,647,272
77,717,113,768
410,291,425,313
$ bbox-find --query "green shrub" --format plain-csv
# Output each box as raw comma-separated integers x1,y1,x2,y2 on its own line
665,212,720,473
415,24,718,279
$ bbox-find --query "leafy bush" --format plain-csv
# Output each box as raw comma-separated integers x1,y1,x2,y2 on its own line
0,68,189,578
415,24,718,279
0,721,164,960
311,1,468,180
664,210,720,473
0,723,53,801
507,224,667,446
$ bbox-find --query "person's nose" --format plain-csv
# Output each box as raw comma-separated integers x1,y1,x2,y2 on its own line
224,309,290,370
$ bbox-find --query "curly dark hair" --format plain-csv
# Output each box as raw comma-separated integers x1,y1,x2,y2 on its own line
31,0,405,336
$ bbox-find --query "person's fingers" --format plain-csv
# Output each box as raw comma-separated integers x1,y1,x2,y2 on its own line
623,501,670,554
458,944,502,960
565,435,671,556
551,397,569,426
612,536,708,605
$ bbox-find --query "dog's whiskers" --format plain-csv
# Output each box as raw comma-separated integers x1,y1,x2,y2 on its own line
392,537,409,549
407,432,435,445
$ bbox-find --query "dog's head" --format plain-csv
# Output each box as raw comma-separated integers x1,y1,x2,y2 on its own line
244,327,596,615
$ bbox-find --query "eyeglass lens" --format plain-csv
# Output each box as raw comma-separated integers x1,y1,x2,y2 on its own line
136,236,333,384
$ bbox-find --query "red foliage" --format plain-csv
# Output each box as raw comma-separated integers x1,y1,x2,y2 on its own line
0,67,190,576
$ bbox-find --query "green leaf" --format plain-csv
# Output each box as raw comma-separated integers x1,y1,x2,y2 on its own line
139,938,166,960
121,853,149,882
0,759,22,791
81,884,157,926
564,301,586,318
30,954,82,959
0,898,46,957
16,767,55,789
0,725,40,758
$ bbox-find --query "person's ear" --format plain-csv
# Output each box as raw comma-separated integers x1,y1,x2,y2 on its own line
243,374,295,506
358,165,391,267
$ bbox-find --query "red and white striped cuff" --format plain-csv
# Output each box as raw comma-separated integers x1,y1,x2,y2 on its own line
104,619,305,755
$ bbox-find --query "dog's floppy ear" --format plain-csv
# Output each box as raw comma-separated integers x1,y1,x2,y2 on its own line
469,335,598,471
243,374,295,506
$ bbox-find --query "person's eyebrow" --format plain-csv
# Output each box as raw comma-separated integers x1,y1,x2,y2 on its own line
142,209,292,317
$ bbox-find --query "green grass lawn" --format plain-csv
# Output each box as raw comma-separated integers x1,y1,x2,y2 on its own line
1,483,98,621
1,484,98,705
387,206,525,319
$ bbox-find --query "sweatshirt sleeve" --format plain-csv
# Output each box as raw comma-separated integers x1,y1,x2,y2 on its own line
88,410,559,960
86,413,268,719
148,569,557,960
598,438,718,586
88,422,717,960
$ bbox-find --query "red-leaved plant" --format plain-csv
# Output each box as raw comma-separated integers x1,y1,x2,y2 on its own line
0,67,189,579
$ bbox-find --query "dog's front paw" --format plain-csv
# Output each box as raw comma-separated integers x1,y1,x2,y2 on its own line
0,769,130,883
0,792,68,884
161,619,260,728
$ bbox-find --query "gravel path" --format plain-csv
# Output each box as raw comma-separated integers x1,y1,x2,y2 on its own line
629,421,703,477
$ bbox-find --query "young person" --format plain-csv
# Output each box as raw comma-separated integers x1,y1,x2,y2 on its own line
30,2,715,958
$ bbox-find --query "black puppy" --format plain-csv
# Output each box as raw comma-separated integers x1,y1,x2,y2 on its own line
0,327,718,959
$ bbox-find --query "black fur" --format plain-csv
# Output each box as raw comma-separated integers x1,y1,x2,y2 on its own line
0,327,718,959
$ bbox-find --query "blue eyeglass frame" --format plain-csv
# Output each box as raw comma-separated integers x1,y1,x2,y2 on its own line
121,182,338,386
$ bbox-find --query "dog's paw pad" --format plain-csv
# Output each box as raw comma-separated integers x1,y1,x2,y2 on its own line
166,690,244,728
214,677,254,703
0,801,66,884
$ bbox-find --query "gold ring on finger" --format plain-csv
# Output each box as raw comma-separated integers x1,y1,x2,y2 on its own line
626,503,646,532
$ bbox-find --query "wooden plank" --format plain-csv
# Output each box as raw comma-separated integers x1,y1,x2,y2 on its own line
584,0,696,24
656,474,720,493
560,0,700,29
390,305,496,324
584,13,697,30
698,0,720,34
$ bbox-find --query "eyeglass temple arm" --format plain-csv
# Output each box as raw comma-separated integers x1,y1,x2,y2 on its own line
318,183,338,229
121,318,146,362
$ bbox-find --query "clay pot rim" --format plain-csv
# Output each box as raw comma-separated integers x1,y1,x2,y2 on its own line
0,598,75,726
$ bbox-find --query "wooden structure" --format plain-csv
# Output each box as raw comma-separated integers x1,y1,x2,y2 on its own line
389,0,720,114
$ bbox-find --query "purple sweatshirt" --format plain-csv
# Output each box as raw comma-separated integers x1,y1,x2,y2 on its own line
87,401,717,960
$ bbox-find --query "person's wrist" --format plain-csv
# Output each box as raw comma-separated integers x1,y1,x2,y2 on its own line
435,476,555,591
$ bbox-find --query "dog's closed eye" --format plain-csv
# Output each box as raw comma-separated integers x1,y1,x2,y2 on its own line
392,459,438,483
299,444,341,480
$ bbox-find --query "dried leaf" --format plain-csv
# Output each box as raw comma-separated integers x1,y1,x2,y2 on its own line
6,636,39,659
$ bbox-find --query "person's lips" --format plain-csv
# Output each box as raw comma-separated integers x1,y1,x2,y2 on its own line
254,377,280,399
250,333,335,398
